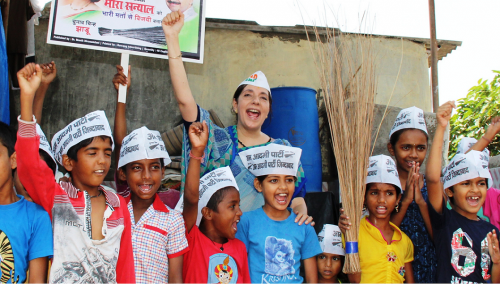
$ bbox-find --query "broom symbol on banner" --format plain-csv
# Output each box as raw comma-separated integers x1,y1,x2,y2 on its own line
98,26,167,45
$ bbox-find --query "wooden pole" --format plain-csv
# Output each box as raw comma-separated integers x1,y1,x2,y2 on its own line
118,53,129,103
429,0,439,112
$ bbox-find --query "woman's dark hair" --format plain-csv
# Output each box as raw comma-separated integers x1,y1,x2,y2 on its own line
90,0,100,3
205,186,236,212
67,135,113,161
0,122,16,157
39,150,57,175
232,84,273,123
389,128,429,147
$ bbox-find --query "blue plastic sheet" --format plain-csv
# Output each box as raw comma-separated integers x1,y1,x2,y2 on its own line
0,8,9,124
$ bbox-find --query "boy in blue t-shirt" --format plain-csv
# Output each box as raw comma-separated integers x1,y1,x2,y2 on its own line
235,144,322,283
0,122,53,283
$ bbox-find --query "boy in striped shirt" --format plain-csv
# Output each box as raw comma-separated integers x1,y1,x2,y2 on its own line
16,63,135,283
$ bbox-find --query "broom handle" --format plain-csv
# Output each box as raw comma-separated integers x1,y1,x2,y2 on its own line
118,53,129,103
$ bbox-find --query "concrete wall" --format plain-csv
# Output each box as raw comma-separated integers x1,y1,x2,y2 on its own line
10,17,434,180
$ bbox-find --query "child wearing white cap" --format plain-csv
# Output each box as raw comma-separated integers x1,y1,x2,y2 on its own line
339,155,414,283
316,224,346,283
426,101,500,283
162,12,313,223
386,106,436,282
15,63,135,283
177,121,251,283
114,127,188,283
235,144,322,283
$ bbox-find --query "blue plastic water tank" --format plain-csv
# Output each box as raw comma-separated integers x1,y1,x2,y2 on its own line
261,87,322,192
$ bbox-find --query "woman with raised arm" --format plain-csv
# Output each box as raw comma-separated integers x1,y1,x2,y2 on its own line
161,11,312,223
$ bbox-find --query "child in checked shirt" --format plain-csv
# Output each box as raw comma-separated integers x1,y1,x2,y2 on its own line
113,66,189,283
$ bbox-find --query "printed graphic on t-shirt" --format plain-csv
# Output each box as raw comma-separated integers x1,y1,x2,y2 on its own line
451,228,476,277
208,253,238,284
0,230,19,284
481,237,491,280
264,236,295,276
51,247,118,283
450,228,492,282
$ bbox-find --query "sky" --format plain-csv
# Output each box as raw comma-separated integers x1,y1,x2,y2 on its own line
205,0,499,106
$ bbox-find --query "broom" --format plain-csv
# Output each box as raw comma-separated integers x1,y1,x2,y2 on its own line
305,23,376,274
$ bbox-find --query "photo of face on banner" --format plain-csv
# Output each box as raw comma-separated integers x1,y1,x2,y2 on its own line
57,0,102,19
165,0,197,21
48,0,205,62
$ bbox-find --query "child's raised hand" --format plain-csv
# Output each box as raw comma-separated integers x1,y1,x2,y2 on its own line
338,208,351,235
436,101,455,128
188,121,208,152
40,61,57,85
112,65,131,92
484,117,500,141
17,63,42,98
162,11,184,38
488,230,500,264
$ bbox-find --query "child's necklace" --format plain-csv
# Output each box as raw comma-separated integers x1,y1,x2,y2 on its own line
89,190,102,198
211,239,224,251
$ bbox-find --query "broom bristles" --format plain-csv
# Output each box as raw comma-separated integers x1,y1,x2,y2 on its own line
306,21,376,274
98,26,167,45
98,27,112,36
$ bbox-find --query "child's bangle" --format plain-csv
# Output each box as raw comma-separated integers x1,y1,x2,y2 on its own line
169,53,182,59
189,151,205,160
482,136,493,144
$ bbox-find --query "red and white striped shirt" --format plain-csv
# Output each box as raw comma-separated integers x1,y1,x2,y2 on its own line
16,118,135,284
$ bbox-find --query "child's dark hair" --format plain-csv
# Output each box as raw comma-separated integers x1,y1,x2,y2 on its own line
256,175,298,184
39,150,57,175
205,186,236,212
337,255,348,283
66,135,113,161
0,122,16,157
365,183,402,199
389,128,428,147
447,186,455,205
232,84,273,122
120,158,165,174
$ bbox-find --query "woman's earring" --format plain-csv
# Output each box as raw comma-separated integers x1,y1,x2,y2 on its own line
362,204,367,211
395,204,399,213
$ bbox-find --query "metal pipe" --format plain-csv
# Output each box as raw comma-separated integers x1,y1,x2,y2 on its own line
429,0,439,112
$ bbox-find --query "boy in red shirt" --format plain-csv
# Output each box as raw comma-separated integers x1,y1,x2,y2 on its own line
177,121,251,283
16,63,135,283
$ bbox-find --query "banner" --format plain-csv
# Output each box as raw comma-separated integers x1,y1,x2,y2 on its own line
46,0,205,63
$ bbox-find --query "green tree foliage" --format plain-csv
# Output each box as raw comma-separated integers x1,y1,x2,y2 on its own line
449,71,500,158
